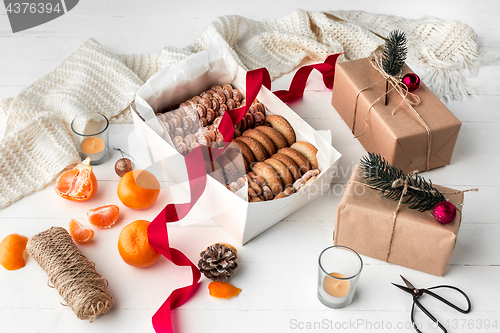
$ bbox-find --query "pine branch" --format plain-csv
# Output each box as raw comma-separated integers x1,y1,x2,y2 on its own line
359,153,445,212
382,30,408,106
382,30,408,76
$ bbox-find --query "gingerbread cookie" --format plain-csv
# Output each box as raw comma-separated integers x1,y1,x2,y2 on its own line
266,115,296,146
298,176,318,192
232,138,256,166
242,129,276,157
255,126,288,151
264,158,293,189
252,162,283,195
277,147,311,175
273,186,295,200
216,154,239,184
291,142,318,170
234,136,268,162
205,159,225,185
270,153,301,182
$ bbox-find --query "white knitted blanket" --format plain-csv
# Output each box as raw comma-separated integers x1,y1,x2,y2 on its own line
0,10,496,209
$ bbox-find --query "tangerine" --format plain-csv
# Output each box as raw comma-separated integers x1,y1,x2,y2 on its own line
68,219,94,243
55,157,98,201
118,220,160,268
117,170,160,210
0,233,28,271
88,204,120,228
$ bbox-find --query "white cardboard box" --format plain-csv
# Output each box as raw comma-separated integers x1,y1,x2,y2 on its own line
132,40,342,244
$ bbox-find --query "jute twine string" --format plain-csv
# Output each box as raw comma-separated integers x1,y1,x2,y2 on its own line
26,227,114,322
351,56,432,171
348,174,477,262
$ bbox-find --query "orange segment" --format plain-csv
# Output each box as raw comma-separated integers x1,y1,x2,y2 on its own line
118,220,160,268
0,233,28,271
208,281,241,299
55,158,98,201
68,219,94,243
87,204,120,229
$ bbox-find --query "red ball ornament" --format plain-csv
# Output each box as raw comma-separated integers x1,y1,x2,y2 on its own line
402,73,420,92
433,201,456,224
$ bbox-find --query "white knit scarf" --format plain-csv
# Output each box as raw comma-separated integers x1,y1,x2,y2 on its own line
0,10,497,209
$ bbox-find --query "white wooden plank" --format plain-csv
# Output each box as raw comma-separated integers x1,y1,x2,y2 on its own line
1,1,499,333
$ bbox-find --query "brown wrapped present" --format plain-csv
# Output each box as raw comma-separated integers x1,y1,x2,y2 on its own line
331,57,461,173
333,165,464,276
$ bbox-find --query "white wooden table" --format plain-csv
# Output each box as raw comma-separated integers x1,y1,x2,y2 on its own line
1,1,499,332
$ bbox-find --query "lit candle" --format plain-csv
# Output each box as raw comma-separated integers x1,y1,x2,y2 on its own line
71,113,110,165
81,137,105,154
323,272,350,298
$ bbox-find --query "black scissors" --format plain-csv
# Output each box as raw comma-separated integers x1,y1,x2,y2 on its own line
392,275,471,333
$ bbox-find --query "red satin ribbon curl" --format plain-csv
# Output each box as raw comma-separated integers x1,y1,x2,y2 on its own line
147,53,340,333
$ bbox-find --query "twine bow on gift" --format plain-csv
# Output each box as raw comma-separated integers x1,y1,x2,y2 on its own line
351,56,432,171
385,170,420,261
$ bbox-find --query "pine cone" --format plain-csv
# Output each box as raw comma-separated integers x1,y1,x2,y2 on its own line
198,243,238,282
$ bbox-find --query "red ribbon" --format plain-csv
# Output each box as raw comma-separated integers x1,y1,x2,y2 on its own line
147,53,340,333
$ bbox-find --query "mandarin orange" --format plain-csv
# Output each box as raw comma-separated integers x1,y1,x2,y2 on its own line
68,219,94,243
55,158,98,201
118,220,160,268
0,233,28,271
117,170,160,210
88,204,120,228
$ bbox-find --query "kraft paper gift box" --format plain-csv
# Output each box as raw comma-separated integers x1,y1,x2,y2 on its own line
333,165,463,276
331,57,461,173
132,38,342,245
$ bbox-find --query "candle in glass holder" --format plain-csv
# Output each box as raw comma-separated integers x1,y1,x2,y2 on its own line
71,113,110,165
317,246,363,309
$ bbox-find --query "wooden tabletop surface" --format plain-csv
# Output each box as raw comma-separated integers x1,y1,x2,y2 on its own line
1,1,499,332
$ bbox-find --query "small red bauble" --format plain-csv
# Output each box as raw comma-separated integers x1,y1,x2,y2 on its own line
402,73,420,92
433,201,456,224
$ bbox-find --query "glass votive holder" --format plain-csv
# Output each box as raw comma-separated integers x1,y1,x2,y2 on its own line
317,245,363,309
71,113,110,165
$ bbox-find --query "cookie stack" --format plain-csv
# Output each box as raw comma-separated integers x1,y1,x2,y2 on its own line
224,114,321,201
155,83,266,155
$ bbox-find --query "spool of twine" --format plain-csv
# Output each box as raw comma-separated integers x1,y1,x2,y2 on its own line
26,227,114,322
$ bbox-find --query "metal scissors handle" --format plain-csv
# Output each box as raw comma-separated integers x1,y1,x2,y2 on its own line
392,276,471,333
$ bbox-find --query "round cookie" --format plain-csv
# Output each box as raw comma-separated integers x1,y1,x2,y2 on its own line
205,159,225,185
252,162,283,195
271,153,301,182
266,115,296,146
255,126,288,150
232,138,256,166
261,185,274,200
264,158,293,189
234,136,268,163
274,186,295,200
222,145,249,178
217,154,243,184
291,141,319,170
298,176,318,192
277,147,311,175
242,129,276,157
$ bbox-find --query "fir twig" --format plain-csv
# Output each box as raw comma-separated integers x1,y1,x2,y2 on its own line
382,30,408,105
359,153,445,212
